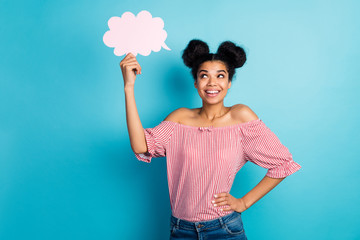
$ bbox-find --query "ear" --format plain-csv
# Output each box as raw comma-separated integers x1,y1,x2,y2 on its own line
228,81,232,89
194,80,198,89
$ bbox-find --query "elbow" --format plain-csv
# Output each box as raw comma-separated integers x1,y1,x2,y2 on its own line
132,145,148,154
265,174,286,179
266,161,302,178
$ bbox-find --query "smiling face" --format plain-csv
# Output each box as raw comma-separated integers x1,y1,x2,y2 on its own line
194,60,232,104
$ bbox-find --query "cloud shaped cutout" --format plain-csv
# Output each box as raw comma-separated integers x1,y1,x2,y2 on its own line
103,10,171,56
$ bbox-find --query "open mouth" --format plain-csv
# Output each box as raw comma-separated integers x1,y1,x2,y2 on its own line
205,90,220,97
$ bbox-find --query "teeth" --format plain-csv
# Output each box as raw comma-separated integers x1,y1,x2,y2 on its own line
206,90,219,93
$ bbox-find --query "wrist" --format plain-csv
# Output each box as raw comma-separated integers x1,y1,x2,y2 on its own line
124,84,135,92
243,197,252,210
237,198,249,212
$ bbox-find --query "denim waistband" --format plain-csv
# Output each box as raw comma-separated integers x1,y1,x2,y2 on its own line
171,211,241,231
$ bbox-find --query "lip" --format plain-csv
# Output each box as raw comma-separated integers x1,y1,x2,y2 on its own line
204,90,221,97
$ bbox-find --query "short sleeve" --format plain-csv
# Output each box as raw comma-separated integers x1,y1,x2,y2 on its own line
134,121,176,163
239,119,301,178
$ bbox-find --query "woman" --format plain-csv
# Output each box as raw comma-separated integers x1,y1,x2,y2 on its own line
121,39,301,240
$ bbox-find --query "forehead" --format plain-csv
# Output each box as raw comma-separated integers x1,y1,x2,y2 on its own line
198,60,227,72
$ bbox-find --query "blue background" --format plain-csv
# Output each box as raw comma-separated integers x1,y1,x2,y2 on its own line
1,0,359,239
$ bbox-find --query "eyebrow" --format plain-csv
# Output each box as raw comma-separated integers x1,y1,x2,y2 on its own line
199,70,227,73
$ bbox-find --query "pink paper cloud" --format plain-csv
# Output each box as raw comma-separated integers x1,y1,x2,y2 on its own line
103,10,171,56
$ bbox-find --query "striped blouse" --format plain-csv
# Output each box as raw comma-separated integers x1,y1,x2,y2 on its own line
134,118,301,222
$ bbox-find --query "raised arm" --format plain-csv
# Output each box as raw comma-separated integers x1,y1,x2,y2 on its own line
121,53,147,154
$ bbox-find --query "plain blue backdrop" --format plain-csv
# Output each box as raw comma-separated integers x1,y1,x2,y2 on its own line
1,0,359,239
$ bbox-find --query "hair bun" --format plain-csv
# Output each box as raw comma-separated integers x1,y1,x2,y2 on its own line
216,41,246,68
182,39,210,68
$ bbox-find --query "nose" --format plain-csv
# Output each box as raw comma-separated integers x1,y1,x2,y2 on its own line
207,76,217,85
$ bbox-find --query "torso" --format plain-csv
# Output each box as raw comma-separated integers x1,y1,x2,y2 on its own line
168,104,259,128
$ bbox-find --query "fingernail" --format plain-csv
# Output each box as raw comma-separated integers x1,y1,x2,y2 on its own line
213,204,217,207
211,200,215,203
220,209,223,211
214,194,217,198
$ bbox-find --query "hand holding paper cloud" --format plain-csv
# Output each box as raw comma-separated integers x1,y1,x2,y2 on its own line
103,10,171,56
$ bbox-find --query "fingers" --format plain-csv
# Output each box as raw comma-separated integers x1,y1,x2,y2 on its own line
212,198,227,206
121,53,137,63
120,57,138,67
213,193,228,205
120,62,142,75
212,197,229,208
222,206,233,212
120,53,142,74
213,193,229,204
122,52,136,60
212,192,235,211
214,192,228,198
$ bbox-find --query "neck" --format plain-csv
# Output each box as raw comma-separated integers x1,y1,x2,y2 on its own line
198,101,229,122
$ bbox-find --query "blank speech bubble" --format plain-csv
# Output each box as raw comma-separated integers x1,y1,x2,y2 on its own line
103,10,171,56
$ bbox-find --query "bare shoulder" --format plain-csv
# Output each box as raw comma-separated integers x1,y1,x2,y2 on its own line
231,104,259,123
163,107,191,123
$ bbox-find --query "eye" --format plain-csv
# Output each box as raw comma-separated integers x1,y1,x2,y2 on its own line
218,74,225,78
200,74,208,79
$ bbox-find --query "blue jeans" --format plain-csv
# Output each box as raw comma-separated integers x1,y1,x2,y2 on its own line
170,211,247,240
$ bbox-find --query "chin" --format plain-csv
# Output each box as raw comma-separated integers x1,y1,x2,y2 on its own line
202,98,224,104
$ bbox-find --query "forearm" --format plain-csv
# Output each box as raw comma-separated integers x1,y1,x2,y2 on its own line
124,85,147,154
241,176,285,209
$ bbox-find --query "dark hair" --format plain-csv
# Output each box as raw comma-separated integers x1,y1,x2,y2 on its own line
182,39,246,81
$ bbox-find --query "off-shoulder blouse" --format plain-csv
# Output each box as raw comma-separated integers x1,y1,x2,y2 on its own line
134,118,301,222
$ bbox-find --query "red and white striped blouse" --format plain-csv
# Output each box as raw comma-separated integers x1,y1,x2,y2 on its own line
134,118,301,222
